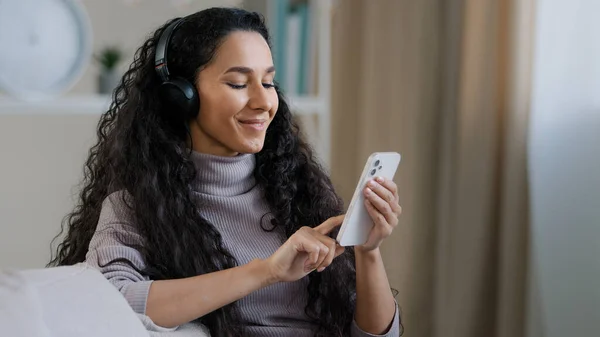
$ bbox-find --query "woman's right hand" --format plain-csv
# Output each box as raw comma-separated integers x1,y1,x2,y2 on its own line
264,215,346,283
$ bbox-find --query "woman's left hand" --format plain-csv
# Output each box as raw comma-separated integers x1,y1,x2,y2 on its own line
360,176,402,251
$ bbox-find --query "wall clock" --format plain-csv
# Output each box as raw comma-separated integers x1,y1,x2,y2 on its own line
0,0,92,101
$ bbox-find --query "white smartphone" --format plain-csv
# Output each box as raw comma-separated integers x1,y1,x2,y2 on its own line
336,152,401,246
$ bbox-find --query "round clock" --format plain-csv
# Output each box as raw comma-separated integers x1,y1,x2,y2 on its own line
0,0,92,101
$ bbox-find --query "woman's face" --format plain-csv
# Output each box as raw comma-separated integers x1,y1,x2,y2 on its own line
189,31,279,156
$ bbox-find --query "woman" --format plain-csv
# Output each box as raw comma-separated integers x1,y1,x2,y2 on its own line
50,7,402,337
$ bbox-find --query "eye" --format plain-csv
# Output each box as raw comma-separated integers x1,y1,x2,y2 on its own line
263,83,275,89
227,83,247,89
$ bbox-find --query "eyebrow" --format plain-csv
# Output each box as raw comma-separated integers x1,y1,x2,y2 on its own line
224,66,276,74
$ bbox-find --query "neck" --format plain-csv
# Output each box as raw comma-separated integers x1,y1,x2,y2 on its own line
190,150,256,196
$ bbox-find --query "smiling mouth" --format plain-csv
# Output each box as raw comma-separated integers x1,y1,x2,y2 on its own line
237,119,268,131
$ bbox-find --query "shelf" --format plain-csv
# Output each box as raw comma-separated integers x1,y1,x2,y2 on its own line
0,95,112,115
0,94,324,116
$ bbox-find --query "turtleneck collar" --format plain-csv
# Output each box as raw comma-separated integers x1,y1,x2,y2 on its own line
190,151,257,196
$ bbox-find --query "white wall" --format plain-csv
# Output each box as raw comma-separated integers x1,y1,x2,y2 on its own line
528,0,600,336
0,114,99,269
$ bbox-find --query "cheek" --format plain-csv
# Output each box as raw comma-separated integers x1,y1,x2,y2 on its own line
269,91,279,117
199,86,246,125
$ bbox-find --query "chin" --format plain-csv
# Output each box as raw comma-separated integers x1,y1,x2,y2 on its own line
235,137,266,154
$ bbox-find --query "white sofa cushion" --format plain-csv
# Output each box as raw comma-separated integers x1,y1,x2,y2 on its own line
0,269,52,337
0,263,149,337
0,263,211,337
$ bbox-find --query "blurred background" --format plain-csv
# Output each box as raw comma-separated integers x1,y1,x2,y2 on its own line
0,1,598,337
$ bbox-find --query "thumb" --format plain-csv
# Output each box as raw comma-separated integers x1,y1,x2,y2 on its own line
315,214,345,235
334,245,345,258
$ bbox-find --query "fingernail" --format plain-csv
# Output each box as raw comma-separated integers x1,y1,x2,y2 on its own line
317,267,325,272
365,188,372,194
368,180,377,188
376,176,384,183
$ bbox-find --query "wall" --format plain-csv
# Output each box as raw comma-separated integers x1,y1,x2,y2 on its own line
0,115,99,268
527,0,600,336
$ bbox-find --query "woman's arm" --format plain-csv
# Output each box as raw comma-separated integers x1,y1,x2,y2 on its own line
87,193,346,328
140,216,345,328
86,196,275,327
353,247,397,334
146,258,274,328
87,193,276,328
350,176,403,335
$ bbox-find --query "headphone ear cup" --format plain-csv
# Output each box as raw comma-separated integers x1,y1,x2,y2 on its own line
158,77,200,119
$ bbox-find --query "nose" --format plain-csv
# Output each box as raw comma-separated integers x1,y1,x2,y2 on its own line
248,84,273,112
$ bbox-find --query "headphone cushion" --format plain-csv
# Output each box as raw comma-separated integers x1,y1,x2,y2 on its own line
158,77,200,118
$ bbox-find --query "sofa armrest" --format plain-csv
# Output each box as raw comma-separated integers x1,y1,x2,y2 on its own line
0,269,51,337
1,263,150,337
0,263,211,337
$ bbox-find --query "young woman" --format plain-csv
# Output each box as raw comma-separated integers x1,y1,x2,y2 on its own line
50,7,402,337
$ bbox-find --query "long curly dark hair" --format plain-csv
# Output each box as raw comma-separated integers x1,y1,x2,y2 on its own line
49,7,358,337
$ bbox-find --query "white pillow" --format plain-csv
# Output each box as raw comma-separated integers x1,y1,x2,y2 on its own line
0,269,52,337
0,263,149,337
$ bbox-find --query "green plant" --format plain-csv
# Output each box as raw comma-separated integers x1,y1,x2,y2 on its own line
95,46,123,71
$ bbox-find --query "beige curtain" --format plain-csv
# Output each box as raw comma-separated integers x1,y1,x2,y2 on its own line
330,1,535,336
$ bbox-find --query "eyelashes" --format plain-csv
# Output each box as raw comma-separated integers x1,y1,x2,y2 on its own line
227,83,275,90
227,83,246,89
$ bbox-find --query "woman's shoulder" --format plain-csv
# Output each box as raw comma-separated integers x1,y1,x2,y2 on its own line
98,190,136,227
87,190,145,268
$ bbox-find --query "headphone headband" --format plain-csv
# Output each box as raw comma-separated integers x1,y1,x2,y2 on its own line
155,18,185,82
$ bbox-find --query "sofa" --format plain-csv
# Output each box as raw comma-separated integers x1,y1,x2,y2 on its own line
0,263,210,337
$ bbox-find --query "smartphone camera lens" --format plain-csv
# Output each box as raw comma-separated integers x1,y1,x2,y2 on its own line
374,160,380,167
370,169,377,176
379,166,383,170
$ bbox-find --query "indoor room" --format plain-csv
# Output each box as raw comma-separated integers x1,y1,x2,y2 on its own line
0,1,598,337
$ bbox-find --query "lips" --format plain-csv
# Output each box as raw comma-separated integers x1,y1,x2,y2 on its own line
237,118,268,131
238,119,267,124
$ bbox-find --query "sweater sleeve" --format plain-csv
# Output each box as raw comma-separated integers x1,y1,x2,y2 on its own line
350,300,401,337
84,191,153,315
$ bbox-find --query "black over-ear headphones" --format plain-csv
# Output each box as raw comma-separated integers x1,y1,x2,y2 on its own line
155,18,200,119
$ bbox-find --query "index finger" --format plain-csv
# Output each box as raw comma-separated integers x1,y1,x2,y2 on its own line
315,214,345,235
